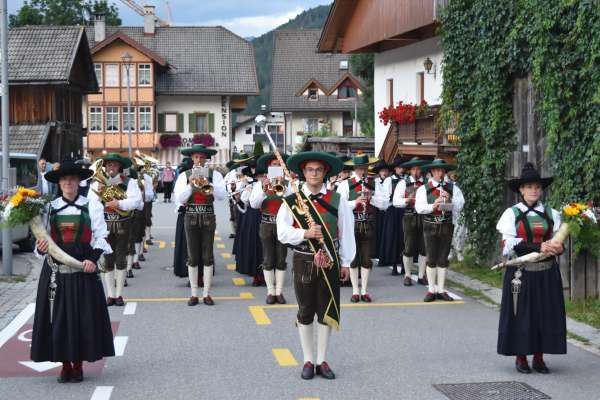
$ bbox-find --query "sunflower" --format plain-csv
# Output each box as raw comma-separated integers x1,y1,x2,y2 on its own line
10,193,24,207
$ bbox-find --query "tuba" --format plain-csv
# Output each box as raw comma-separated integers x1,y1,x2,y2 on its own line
90,160,129,217
190,166,213,195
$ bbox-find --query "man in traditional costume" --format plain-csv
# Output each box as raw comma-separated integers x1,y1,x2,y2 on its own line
379,155,406,275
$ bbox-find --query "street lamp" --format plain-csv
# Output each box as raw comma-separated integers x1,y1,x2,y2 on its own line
423,57,436,79
121,51,133,157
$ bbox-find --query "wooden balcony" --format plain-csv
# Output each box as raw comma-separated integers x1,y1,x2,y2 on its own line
87,132,158,152
378,105,459,163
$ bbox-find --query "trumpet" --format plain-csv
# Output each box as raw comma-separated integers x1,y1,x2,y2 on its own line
90,160,130,217
190,166,213,195
266,177,286,197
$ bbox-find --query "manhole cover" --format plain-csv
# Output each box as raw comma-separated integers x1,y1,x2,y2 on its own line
433,381,551,400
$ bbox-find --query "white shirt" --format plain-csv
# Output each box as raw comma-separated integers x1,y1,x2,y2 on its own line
143,173,154,203
415,178,465,224
496,202,561,257
173,166,227,205
370,176,389,211
276,183,356,268
248,179,293,209
393,175,423,208
41,172,49,195
88,175,143,212
336,173,376,211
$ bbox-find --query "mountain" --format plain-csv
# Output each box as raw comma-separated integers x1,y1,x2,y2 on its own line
245,4,331,115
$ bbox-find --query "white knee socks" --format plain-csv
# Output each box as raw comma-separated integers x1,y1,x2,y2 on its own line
103,270,115,298
115,269,126,298
418,255,427,279
349,267,360,295
203,265,213,298
403,256,414,278
426,266,437,293
316,323,331,365
360,267,370,295
298,323,314,364
264,269,276,296
188,266,199,297
275,270,286,296
126,255,133,272
437,267,447,293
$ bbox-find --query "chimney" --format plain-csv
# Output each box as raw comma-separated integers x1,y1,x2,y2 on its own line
94,13,106,42
144,5,156,36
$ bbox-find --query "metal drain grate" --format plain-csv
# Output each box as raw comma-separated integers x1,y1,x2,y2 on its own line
433,381,551,400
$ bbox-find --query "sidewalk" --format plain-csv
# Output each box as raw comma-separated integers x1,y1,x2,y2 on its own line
0,252,40,331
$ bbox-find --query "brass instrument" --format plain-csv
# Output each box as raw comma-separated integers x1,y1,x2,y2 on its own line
90,160,129,217
190,166,213,195
266,176,286,197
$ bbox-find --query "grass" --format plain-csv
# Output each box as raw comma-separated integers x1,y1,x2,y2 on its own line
0,275,26,283
449,253,504,289
446,278,497,306
565,298,600,330
567,330,591,344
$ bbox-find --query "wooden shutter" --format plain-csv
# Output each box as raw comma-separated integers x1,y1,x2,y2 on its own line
208,113,215,133
177,113,184,133
189,113,197,133
157,113,165,132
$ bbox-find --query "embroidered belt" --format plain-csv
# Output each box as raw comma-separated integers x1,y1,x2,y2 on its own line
291,239,339,255
186,204,214,214
423,214,452,224
261,214,277,224
353,211,373,222
404,208,416,215
511,258,555,316
104,212,131,222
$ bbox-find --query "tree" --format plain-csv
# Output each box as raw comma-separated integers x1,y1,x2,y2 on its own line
350,53,375,136
10,0,121,27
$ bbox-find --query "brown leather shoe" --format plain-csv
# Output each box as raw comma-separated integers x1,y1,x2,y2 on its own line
350,294,360,303
266,294,276,305
114,296,125,307
437,292,454,301
424,292,436,302
187,296,199,306
360,294,372,303
276,294,287,304
316,362,336,379
70,362,83,383
106,297,116,306
203,296,214,306
417,277,428,286
132,262,141,270
57,363,71,383
404,276,413,286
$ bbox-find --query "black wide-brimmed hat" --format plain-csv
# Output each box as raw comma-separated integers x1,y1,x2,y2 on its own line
391,154,407,168
257,152,289,173
370,159,390,173
180,144,217,158
400,157,428,169
421,159,456,173
45,160,93,183
179,157,193,172
507,162,553,192
100,153,132,169
337,155,353,172
287,151,343,180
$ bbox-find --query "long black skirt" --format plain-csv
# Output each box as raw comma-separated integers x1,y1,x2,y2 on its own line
378,207,404,266
497,261,567,356
235,207,263,276
31,262,115,362
173,209,189,277
232,206,246,256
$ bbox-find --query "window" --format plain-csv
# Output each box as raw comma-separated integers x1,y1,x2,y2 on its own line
89,107,102,132
337,81,357,99
245,127,252,134
255,125,261,134
305,118,318,133
165,113,177,132
94,64,102,87
339,60,349,70
121,64,136,87
267,125,280,134
196,114,207,133
106,107,119,132
139,106,152,132
122,106,136,132
138,64,151,85
243,144,254,153
105,64,119,87
416,72,425,103
386,79,394,106
308,88,318,101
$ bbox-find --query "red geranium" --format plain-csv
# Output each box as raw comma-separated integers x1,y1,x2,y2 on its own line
379,100,429,126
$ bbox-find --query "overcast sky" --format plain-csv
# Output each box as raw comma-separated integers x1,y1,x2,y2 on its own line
8,0,333,38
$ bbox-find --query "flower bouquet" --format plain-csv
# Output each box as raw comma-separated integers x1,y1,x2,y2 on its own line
491,202,600,270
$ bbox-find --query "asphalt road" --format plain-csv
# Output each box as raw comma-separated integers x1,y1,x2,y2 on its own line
0,198,599,400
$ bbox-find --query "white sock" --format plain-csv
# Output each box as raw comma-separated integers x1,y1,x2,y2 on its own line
263,269,275,296
126,255,133,272
437,267,447,293
188,266,199,297
316,323,331,365
203,265,213,298
133,252,139,263
298,323,314,364
403,256,414,278
115,269,126,298
426,266,437,293
137,242,144,255
103,270,115,298
360,267,370,295
418,255,427,279
146,227,152,239
349,268,360,295
275,269,286,296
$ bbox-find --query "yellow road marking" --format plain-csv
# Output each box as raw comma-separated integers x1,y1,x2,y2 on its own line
232,277,246,286
171,241,176,248
214,236,222,241
226,263,236,270
221,252,232,259
216,243,226,249
299,398,320,400
248,306,271,325
272,348,298,367
248,301,465,325
126,293,254,302
239,292,253,299
157,240,166,249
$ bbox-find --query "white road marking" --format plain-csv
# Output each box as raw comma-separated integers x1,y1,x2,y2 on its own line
113,336,128,356
18,361,61,372
0,303,35,348
123,302,137,315
91,386,114,400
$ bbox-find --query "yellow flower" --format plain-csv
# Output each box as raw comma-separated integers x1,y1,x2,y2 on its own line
575,203,588,211
10,193,23,207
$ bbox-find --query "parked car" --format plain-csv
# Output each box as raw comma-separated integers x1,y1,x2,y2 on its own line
0,153,38,252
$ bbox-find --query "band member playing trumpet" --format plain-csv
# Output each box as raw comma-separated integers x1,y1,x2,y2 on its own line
31,160,115,383
174,144,226,306
336,153,377,302
276,151,354,380
249,152,291,304
89,153,142,307
224,160,240,238
415,159,464,302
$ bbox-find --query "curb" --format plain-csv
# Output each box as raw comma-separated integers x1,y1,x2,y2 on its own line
0,253,41,331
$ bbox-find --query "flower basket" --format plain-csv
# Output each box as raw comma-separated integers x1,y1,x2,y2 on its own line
192,134,215,147
159,134,182,148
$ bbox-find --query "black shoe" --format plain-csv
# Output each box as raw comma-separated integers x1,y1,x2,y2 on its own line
124,279,128,287
316,362,336,379
417,277,428,286
266,294,276,305
106,297,116,306
350,294,360,303
203,296,214,306
132,262,141,269
146,239,154,245
404,276,413,286
229,233,235,239
360,294,372,303
276,294,287,304
57,366,71,383
516,360,532,374
437,292,454,301
391,265,399,276
188,296,199,306
532,361,550,374
301,362,315,380
70,367,83,383
127,270,134,278
139,254,146,261
424,292,436,302
114,296,125,307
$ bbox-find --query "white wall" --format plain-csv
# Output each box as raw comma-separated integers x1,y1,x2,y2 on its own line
373,36,443,154
156,95,231,166
232,113,284,154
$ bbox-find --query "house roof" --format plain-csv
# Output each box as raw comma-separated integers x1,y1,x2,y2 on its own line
234,114,256,129
271,29,360,112
86,26,259,96
0,124,51,157
91,31,167,66
6,26,98,91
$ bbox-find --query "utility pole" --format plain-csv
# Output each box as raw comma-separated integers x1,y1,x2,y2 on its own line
1,0,13,275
